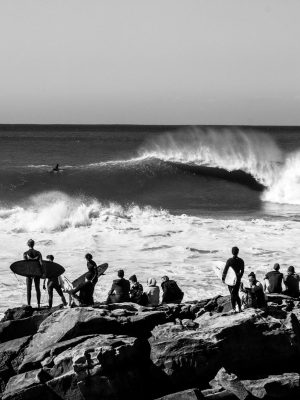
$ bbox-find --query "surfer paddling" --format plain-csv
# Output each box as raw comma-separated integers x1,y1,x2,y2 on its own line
222,246,244,313
23,239,43,308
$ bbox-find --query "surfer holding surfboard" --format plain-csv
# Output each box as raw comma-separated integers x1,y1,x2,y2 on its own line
23,239,43,309
222,246,244,313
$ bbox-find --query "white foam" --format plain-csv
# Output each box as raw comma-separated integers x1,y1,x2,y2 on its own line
1,191,300,312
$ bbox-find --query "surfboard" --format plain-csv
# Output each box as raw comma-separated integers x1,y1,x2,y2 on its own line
10,260,65,279
213,261,237,286
72,263,108,287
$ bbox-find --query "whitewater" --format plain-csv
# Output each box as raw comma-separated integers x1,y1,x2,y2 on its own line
1,125,300,314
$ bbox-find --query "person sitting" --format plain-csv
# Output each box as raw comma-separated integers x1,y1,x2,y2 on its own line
129,274,144,304
43,255,67,308
241,272,266,309
283,266,300,298
23,239,43,308
264,263,283,293
68,272,95,306
85,253,98,285
107,269,130,304
161,276,184,304
145,278,160,306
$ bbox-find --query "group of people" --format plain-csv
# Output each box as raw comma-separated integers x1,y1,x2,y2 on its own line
22,239,184,308
22,240,300,311
222,246,300,312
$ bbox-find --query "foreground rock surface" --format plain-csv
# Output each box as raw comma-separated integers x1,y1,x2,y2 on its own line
1,295,300,399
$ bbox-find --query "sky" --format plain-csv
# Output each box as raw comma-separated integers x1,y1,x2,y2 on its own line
0,0,299,125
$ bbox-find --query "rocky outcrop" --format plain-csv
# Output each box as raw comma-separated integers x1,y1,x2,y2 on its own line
1,296,300,400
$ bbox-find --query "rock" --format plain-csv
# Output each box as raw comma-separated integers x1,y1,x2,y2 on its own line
213,368,249,400
151,308,298,392
242,372,300,399
154,388,204,399
0,314,47,343
2,369,52,400
19,334,97,372
128,311,167,336
1,306,33,322
0,335,31,394
46,371,81,400
181,319,199,329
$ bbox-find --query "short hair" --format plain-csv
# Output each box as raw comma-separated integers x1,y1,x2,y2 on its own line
118,269,124,278
162,275,169,281
129,274,137,282
46,255,54,261
85,253,93,260
288,266,295,273
86,272,93,281
273,263,280,271
248,272,256,279
27,239,35,247
232,247,239,256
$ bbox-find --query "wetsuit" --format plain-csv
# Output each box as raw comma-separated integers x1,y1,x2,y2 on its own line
265,270,283,293
46,276,67,308
222,256,244,312
23,249,43,307
241,280,266,309
107,278,130,303
87,260,98,285
71,281,94,306
283,273,300,298
161,280,184,304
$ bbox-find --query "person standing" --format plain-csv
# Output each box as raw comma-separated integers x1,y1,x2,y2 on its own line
222,246,244,313
85,253,98,285
23,239,43,308
43,255,67,308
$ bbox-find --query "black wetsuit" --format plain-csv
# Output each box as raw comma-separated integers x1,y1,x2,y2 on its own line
161,280,184,304
223,256,244,311
23,249,43,306
87,260,98,285
46,275,67,308
265,271,283,293
107,278,130,303
72,281,94,306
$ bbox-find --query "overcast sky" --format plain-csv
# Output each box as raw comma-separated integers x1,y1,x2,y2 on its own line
0,0,299,125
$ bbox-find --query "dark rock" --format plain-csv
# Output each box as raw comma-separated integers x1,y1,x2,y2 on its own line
0,314,47,343
1,306,33,322
19,334,97,373
213,368,249,400
155,388,204,399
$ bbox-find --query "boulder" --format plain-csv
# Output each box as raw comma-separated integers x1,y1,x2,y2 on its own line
154,388,204,399
19,334,97,373
2,369,54,400
0,314,47,343
151,309,298,392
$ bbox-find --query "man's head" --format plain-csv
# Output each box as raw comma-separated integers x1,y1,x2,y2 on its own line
161,276,169,283
288,266,295,275
85,253,93,261
85,272,93,282
274,263,280,271
46,255,54,262
129,274,137,283
232,247,239,256
117,269,124,278
27,239,35,248
248,272,256,284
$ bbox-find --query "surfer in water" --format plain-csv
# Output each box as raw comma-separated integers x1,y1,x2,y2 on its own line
222,246,244,313
52,163,60,172
43,255,67,308
23,239,43,308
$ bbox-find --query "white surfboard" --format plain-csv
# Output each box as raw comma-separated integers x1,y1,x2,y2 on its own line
213,261,237,286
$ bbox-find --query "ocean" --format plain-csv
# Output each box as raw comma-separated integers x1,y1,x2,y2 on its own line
1,125,300,314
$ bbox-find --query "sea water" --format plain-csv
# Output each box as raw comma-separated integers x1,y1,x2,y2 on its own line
1,125,300,314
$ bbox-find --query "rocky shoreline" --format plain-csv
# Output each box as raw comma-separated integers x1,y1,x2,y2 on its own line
0,295,300,400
